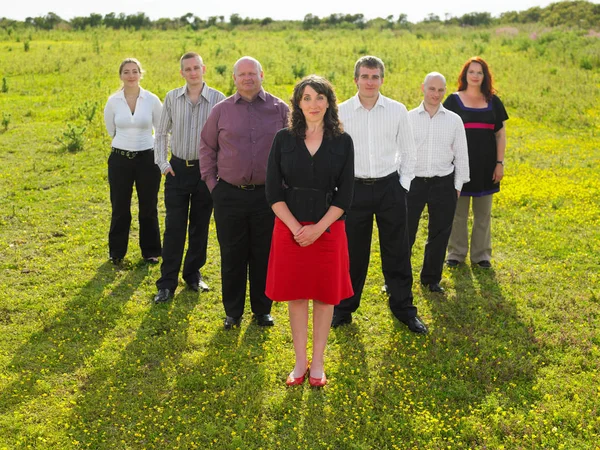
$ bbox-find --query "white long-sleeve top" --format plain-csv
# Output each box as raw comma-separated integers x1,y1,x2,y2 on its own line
104,87,162,151
338,93,416,191
408,102,470,191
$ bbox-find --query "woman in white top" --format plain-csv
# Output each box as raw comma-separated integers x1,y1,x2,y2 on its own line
104,58,163,264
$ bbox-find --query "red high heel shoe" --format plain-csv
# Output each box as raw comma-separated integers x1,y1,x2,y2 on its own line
286,361,309,386
308,372,327,388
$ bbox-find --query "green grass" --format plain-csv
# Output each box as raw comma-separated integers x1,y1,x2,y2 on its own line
0,26,599,449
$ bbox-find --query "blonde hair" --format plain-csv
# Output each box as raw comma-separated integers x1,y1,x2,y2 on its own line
119,58,144,77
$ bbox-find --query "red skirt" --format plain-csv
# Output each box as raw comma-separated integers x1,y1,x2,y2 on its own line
265,217,354,305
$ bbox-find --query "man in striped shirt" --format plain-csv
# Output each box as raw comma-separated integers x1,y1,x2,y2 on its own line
407,72,469,294
153,52,226,304
334,55,428,334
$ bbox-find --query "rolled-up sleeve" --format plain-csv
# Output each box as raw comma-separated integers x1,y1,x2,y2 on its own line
330,133,355,212
396,107,416,191
152,95,163,135
154,92,172,173
199,105,221,192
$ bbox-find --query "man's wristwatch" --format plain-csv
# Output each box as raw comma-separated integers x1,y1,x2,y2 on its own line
496,160,504,166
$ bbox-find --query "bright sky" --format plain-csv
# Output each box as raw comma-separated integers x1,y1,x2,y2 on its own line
2,0,573,23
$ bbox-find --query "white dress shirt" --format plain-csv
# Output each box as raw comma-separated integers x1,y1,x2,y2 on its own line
408,102,470,191
104,87,162,151
338,93,416,191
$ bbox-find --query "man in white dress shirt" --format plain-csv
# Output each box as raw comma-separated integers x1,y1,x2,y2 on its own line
407,72,469,294
334,55,427,334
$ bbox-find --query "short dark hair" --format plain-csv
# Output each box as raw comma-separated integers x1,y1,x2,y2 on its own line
457,56,496,101
354,55,385,79
180,52,203,70
288,75,343,139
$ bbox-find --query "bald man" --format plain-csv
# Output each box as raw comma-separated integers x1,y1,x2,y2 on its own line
200,57,289,329
407,72,469,293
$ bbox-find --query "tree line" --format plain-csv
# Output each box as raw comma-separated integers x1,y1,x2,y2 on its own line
0,0,598,31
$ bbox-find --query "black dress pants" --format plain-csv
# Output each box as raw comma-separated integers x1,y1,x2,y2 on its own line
407,174,457,285
107,150,161,259
212,181,274,318
156,157,213,292
335,177,417,322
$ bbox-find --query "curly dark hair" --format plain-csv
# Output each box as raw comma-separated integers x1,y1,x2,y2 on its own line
288,75,343,139
457,56,496,101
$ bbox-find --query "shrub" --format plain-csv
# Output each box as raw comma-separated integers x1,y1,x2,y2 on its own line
1,112,10,131
215,64,227,76
291,63,307,79
57,123,86,152
77,101,98,123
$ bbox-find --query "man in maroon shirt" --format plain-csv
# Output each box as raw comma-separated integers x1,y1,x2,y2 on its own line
200,56,289,329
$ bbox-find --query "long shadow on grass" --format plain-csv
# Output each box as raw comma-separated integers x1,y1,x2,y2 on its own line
373,265,543,446
171,323,272,448
0,262,148,417
67,289,200,447
299,323,375,449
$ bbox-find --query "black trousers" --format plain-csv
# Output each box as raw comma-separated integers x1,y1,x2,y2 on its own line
107,150,161,259
407,173,457,285
156,157,213,291
335,177,417,322
212,181,273,318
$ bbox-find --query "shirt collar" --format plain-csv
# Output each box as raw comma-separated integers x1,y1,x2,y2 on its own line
234,87,266,103
177,83,210,102
351,92,386,111
417,101,447,116
117,87,148,99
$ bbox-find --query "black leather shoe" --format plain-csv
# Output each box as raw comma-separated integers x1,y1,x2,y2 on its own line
331,314,352,328
110,257,123,265
253,314,274,327
422,282,445,293
404,317,428,334
223,316,242,330
144,257,159,264
153,288,173,304
476,260,492,269
186,275,210,292
446,259,460,267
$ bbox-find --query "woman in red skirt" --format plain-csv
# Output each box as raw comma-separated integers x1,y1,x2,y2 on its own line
265,75,354,387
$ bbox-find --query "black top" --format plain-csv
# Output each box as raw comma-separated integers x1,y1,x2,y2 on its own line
443,93,509,196
266,128,355,223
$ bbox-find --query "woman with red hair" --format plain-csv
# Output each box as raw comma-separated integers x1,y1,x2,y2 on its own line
443,57,508,269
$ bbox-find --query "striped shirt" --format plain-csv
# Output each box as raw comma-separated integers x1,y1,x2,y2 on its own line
408,102,470,191
338,93,416,191
154,83,225,174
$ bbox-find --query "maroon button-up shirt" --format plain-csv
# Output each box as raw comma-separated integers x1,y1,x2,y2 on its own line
199,88,289,191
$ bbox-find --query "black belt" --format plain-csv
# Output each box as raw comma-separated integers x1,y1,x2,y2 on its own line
112,147,152,159
220,179,264,191
171,155,198,167
414,172,454,182
354,172,398,185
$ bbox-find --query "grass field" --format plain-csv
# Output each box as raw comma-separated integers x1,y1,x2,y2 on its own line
0,26,599,449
